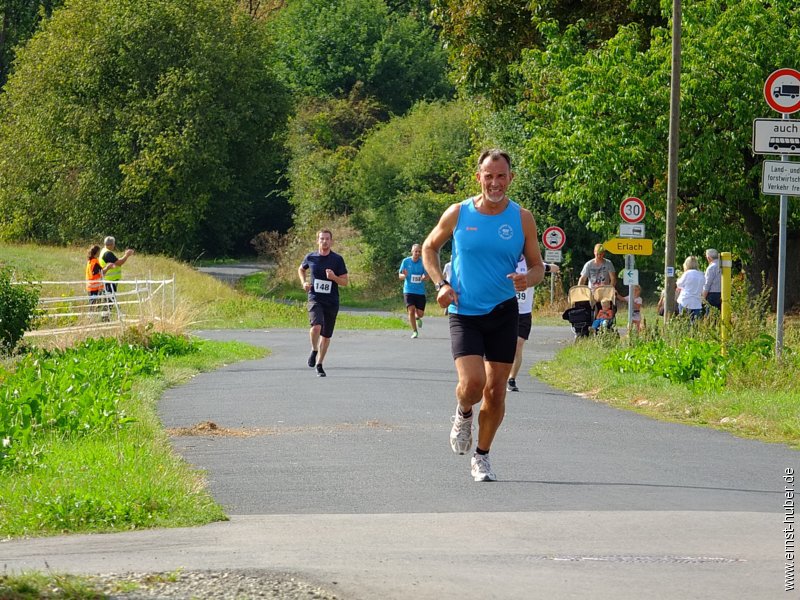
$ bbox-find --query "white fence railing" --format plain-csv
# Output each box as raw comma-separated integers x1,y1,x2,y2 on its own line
15,275,176,336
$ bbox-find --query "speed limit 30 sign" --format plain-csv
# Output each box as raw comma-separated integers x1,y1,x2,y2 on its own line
620,197,646,224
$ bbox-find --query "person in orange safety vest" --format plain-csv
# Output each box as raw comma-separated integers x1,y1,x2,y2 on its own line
86,244,108,305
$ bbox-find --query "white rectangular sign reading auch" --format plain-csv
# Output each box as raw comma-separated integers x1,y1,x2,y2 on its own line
762,160,800,196
619,223,645,238
753,119,800,155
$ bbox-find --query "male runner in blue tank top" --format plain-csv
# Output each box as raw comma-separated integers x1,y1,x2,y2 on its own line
398,243,428,338
422,149,545,482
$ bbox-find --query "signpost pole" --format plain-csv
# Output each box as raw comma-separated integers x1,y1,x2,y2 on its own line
625,254,635,330
757,68,800,358
776,113,790,359
664,0,681,324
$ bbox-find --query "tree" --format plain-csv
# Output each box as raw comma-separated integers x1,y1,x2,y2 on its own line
268,0,451,114
516,0,800,307
284,89,385,229
348,100,471,271
430,0,663,105
0,0,290,257
0,0,63,88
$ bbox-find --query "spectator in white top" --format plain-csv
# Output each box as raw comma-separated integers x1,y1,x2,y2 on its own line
676,255,705,322
702,248,722,313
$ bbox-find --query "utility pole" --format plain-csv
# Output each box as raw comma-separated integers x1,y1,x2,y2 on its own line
664,0,681,322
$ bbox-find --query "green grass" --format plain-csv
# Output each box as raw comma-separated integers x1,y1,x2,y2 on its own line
0,338,265,538
2,242,406,331
0,571,104,599
204,293,406,330
238,270,410,311
532,333,800,449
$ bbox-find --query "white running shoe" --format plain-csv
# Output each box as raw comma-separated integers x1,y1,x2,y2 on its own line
471,453,497,482
449,411,473,455
416,317,423,329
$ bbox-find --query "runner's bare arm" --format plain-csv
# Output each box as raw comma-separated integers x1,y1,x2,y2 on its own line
423,203,460,307
422,203,459,283
520,209,545,288
298,265,310,291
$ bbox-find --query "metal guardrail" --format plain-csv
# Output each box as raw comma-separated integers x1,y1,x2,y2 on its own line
14,275,176,336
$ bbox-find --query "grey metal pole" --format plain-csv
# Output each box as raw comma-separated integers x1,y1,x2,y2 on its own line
776,113,789,358
626,254,635,329
664,0,681,324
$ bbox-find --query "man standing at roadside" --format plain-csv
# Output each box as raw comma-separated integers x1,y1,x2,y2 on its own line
399,243,428,338
298,229,348,378
578,243,616,290
422,149,545,482
98,236,134,296
702,248,722,313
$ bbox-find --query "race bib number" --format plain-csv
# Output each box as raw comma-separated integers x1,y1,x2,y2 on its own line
313,279,332,294
410,274,423,284
516,290,527,302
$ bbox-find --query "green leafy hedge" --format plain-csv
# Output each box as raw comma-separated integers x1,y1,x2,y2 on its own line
603,334,776,394
0,334,197,471
0,267,39,354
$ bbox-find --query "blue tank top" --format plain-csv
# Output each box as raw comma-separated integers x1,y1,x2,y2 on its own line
450,197,524,315
399,256,427,294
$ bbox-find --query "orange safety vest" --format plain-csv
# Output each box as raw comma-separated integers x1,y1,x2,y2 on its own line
86,258,103,292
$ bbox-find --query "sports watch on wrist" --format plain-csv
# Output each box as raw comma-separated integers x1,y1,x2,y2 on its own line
435,280,450,292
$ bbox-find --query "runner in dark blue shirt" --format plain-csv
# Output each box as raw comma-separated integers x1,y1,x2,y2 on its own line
298,229,348,377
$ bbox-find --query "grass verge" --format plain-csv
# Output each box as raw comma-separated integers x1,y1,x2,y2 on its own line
0,571,104,599
0,339,266,538
532,337,800,449
3,243,406,332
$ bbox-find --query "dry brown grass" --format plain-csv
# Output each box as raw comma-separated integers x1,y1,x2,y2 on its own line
5,243,245,346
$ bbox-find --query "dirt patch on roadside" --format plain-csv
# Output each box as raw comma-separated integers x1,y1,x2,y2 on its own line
167,421,258,437
167,420,399,437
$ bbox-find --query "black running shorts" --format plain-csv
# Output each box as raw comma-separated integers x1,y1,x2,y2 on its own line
448,297,518,363
404,293,427,311
517,312,532,341
308,302,339,338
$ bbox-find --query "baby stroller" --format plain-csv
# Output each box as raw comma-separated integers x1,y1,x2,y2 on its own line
562,285,593,337
562,285,617,338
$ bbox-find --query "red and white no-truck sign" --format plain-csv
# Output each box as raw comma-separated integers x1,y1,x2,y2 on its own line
542,226,566,250
620,197,646,224
764,68,800,114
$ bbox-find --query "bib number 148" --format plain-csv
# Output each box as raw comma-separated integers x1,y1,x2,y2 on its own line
314,279,332,294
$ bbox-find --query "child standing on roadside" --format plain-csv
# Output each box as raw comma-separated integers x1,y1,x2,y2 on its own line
617,285,644,331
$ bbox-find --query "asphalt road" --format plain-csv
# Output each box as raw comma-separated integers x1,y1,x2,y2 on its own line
195,262,269,285
3,318,798,599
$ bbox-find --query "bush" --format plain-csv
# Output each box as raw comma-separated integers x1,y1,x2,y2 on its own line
0,267,39,354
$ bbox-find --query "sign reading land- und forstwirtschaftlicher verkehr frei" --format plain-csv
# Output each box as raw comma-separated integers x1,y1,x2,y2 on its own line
753,118,800,155
762,160,800,196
